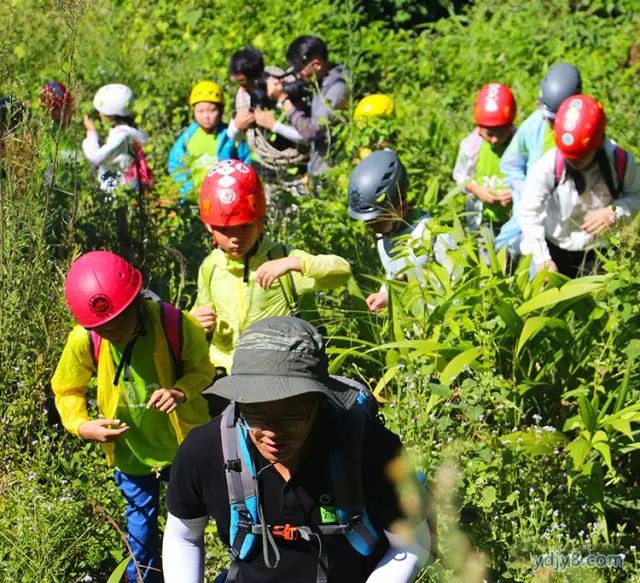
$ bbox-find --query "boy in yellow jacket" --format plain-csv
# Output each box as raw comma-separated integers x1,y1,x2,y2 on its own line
191,159,351,375
51,250,212,583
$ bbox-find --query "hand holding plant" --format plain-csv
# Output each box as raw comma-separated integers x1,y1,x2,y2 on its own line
146,388,186,414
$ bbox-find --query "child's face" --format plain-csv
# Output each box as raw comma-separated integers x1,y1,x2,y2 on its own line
90,301,139,345
208,222,262,259
566,150,597,171
478,124,512,147
365,202,407,235
194,102,222,133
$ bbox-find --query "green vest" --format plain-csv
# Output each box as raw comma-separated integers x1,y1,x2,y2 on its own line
473,139,511,224
186,127,221,193
111,326,178,475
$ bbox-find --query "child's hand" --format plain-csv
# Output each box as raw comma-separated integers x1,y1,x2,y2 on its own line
147,388,186,414
254,108,277,131
494,189,513,206
472,185,496,205
234,111,255,131
581,207,616,235
192,306,217,334
366,291,388,312
255,257,302,289
83,114,96,133
78,419,129,443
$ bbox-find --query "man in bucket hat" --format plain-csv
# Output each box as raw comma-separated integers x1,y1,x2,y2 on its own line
163,316,434,582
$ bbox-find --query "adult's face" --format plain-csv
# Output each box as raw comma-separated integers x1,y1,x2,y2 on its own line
240,393,323,464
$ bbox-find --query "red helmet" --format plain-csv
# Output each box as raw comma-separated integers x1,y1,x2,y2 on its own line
40,81,74,111
64,251,142,328
554,94,606,159
473,83,517,127
199,160,266,227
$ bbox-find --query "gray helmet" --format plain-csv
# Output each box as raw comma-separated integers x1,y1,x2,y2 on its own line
348,149,408,221
539,63,582,119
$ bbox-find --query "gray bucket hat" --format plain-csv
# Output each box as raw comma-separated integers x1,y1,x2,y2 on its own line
206,317,359,410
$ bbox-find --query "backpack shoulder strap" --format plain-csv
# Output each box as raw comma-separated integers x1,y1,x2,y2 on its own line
220,403,260,561
553,148,565,189
614,145,628,197
328,389,380,556
266,243,300,317
159,302,183,377
88,330,102,369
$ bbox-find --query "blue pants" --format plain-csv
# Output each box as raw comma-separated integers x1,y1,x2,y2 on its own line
114,467,170,582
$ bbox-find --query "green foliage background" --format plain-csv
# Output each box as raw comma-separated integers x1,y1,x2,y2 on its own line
2,0,640,581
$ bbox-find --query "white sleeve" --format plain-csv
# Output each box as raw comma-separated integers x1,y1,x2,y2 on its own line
82,129,128,167
273,121,306,144
162,512,208,583
519,153,556,264
227,118,242,140
365,523,431,583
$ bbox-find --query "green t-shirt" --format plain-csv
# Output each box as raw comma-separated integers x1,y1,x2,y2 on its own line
110,326,178,476
473,139,511,225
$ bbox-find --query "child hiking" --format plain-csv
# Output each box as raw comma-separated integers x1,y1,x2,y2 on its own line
453,83,517,244
168,81,250,203
83,83,151,194
51,251,213,582
519,95,640,278
191,159,351,377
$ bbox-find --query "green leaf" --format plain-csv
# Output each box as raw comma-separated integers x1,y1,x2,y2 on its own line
515,316,567,359
478,485,497,509
567,437,592,469
578,396,598,433
107,558,129,583
608,418,633,439
373,365,401,402
439,348,481,386
516,278,606,316
592,442,612,470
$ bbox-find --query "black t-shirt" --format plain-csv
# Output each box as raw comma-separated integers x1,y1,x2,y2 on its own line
167,408,404,583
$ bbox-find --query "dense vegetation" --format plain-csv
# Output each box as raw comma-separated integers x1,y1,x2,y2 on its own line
2,0,640,581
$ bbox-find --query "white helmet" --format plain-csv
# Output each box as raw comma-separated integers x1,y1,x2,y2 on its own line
93,83,134,117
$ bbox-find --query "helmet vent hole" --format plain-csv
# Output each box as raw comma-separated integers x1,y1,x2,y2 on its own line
382,171,393,180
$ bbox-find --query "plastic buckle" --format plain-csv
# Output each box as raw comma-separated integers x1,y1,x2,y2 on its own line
272,524,300,541
224,458,241,472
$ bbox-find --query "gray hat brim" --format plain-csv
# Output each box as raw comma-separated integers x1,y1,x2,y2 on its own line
204,373,359,410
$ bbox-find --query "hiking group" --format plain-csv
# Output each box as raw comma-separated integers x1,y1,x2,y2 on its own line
1,30,635,583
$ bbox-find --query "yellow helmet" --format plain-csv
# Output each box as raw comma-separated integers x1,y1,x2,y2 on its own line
353,94,394,120
189,81,224,106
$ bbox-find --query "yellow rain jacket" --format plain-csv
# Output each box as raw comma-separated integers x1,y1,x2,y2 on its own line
193,236,351,371
51,300,213,467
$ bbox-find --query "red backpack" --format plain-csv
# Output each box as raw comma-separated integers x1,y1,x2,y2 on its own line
88,302,183,377
124,142,154,191
554,145,628,198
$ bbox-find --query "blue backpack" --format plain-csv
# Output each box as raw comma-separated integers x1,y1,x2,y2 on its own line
219,377,381,583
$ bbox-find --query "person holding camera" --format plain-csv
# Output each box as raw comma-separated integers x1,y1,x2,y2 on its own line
276,35,349,177
228,48,310,201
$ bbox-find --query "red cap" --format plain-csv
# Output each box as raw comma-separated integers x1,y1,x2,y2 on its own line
64,251,142,328
554,94,606,159
199,160,266,227
474,83,516,127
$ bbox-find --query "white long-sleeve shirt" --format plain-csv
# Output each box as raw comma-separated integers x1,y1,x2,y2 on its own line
82,124,148,192
519,138,640,264
162,513,429,583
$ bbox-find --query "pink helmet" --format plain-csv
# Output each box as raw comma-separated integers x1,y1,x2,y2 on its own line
64,251,142,328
